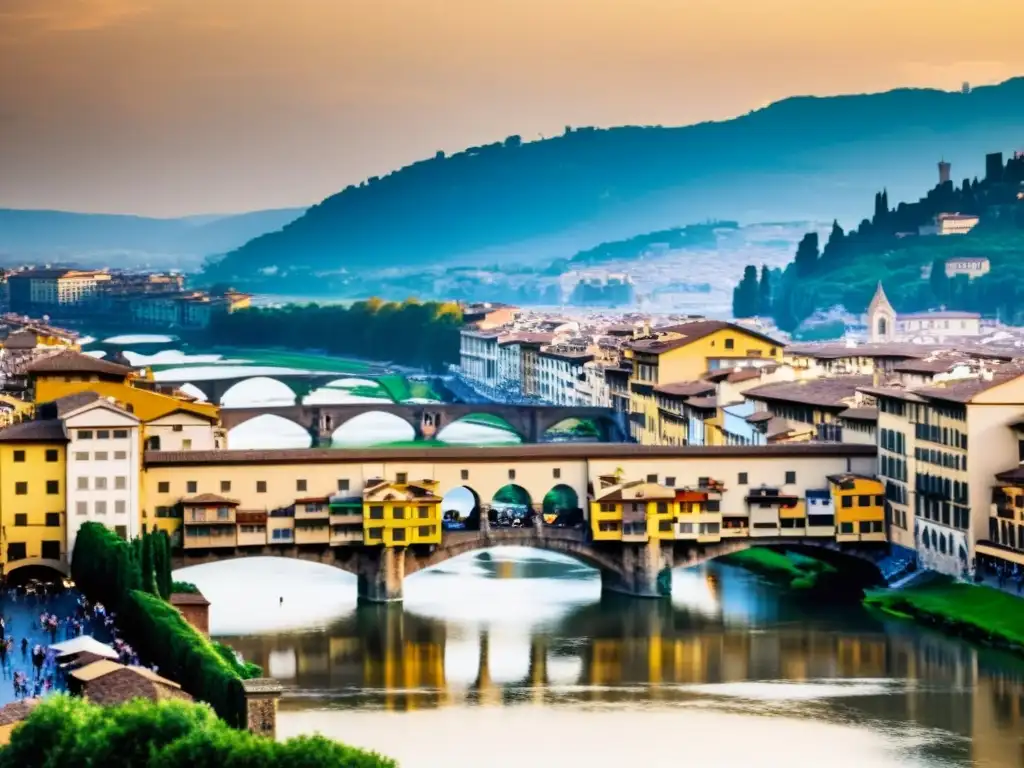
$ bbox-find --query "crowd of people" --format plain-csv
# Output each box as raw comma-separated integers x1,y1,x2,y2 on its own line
0,579,135,703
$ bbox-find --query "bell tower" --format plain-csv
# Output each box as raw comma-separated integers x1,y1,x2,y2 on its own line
867,283,896,343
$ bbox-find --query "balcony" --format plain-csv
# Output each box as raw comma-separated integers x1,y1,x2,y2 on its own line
184,507,236,525
295,497,330,519
294,519,330,545
182,524,236,549
331,526,364,545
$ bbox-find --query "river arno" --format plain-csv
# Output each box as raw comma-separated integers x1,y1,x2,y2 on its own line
180,549,1024,768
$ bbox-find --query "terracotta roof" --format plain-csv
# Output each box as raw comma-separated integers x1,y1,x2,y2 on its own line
745,376,873,409
996,466,1024,484
146,443,875,466
539,347,593,362
892,357,970,374
181,493,239,506
60,651,112,669
170,592,210,606
0,698,39,726
595,481,676,502
25,349,134,376
294,496,329,504
71,659,125,683
0,419,67,443
628,320,782,354
857,385,927,403
81,666,192,707
745,411,774,423
838,407,879,422
2,330,39,350
786,343,928,360
685,396,718,409
912,372,1023,404
654,381,715,398
36,391,103,419
766,418,796,439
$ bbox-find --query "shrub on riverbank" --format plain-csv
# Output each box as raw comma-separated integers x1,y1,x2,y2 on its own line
71,523,258,726
718,548,836,589
0,696,397,768
865,578,1024,652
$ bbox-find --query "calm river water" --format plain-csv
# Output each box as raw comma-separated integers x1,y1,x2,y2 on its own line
178,550,1024,768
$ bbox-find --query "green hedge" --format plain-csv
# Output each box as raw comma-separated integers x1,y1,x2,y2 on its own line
70,523,252,726
122,591,248,727
0,695,396,768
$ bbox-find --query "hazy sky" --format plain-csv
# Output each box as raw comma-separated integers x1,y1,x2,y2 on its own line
2,0,1023,216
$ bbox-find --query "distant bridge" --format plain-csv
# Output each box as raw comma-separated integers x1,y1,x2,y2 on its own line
171,524,888,603
217,403,630,444
159,371,394,404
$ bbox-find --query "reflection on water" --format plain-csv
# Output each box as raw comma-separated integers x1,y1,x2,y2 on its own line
185,551,1024,767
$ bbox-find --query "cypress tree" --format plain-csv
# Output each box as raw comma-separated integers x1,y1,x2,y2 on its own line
141,533,156,595
822,219,845,262
793,233,820,277
758,265,772,315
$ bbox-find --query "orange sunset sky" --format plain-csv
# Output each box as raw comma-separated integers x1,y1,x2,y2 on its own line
1,0,1023,216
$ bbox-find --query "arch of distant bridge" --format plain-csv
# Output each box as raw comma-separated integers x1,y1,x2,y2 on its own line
218,403,629,444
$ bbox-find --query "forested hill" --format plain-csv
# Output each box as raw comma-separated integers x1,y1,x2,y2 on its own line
733,151,1024,332
205,77,1024,287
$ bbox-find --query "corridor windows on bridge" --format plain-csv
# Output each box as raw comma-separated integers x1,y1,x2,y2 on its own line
256,481,267,493
785,471,797,484
221,480,231,492
646,474,657,483
441,486,480,531
396,473,407,484
552,468,561,479
542,485,581,527
738,472,748,485
665,476,676,487
508,469,516,480
491,484,532,528
460,470,469,481
158,481,169,493
297,479,307,492
187,481,197,494
337,479,350,491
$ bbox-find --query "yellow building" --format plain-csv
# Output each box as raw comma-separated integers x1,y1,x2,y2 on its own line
591,475,728,543
827,474,886,543
362,478,443,547
626,320,783,444
0,419,68,575
26,349,219,424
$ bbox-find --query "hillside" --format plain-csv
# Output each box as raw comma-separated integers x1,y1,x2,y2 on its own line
0,207,305,266
733,152,1024,329
204,77,1024,290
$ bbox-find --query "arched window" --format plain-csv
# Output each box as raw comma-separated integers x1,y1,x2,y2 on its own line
877,317,888,337
939,534,947,555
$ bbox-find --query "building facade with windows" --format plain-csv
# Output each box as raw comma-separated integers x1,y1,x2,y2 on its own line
0,420,67,574
56,395,141,558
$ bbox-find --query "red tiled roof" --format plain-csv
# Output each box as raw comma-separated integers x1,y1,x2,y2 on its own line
25,349,135,376
745,376,873,408
654,381,715,398
181,493,239,506
0,419,67,443
628,320,782,354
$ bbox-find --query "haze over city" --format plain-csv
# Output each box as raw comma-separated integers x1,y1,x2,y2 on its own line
2,0,1024,215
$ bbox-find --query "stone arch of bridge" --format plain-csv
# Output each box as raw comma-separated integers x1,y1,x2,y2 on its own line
434,411,526,442
216,376,298,407
535,410,628,443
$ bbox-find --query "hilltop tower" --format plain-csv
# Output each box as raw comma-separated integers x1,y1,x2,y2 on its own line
867,283,896,343
938,159,951,185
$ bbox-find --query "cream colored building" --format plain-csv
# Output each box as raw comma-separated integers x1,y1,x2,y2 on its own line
862,369,1024,576
919,213,980,236
16,269,111,308
867,284,981,342
458,329,503,391
143,444,876,548
945,257,991,280
142,410,222,452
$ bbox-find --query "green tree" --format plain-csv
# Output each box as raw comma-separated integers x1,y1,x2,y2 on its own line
929,257,949,305
793,233,820,277
822,219,845,262
141,532,156,596
732,265,760,317
758,265,772,315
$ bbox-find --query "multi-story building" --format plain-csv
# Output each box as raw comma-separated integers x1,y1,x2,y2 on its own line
26,349,220,427
919,213,980,236
867,284,982,342
862,368,1024,575
45,393,142,557
945,257,991,280
7,269,111,314
536,347,594,406
0,419,67,574
458,329,503,392
743,376,874,444
362,479,443,547
626,320,784,444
